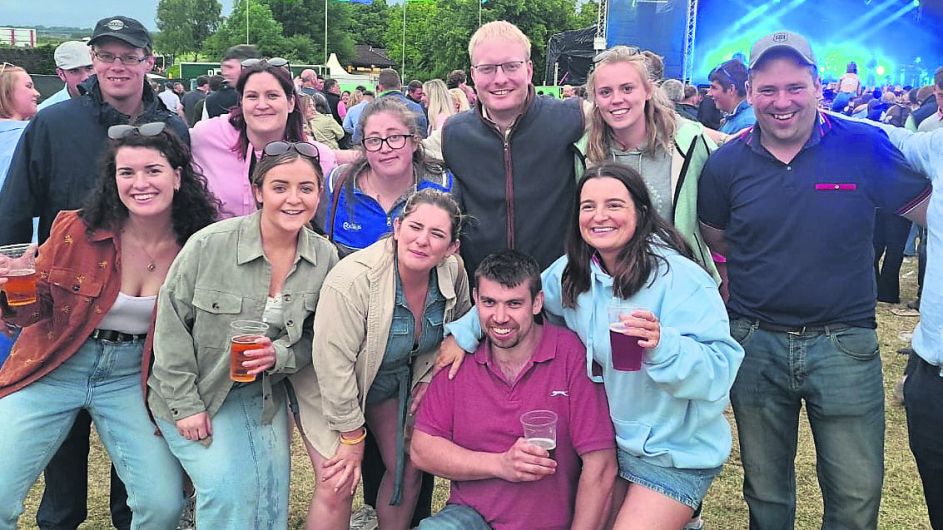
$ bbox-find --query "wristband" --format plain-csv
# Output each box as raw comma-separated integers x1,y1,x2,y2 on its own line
339,428,367,445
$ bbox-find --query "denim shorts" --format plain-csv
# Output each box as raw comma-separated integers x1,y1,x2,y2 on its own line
616,448,721,510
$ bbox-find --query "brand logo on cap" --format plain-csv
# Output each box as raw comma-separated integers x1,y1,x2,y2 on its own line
772,32,789,42
107,19,125,31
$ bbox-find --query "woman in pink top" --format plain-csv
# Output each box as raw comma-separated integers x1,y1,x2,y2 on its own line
190,60,336,219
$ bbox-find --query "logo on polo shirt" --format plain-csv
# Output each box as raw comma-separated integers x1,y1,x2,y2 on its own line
550,390,569,397
342,221,362,231
107,19,125,31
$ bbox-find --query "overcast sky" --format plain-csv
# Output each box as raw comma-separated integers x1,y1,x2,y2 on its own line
1,0,236,31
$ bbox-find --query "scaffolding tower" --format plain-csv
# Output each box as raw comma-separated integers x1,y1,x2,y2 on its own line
682,0,699,83
595,0,609,52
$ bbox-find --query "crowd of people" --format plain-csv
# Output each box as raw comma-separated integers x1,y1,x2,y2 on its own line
0,12,941,530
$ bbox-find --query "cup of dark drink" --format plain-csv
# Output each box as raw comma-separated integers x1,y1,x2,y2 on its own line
521,410,558,458
229,320,269,383
0,244,38,307
608,300,646,371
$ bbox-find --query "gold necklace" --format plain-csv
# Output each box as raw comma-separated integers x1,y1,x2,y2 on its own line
123,230,173,273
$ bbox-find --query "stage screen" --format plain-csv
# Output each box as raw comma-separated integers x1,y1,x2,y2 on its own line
692,0,943,87
607,0,690,80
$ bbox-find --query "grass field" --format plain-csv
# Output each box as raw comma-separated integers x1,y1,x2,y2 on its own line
17,259,930,529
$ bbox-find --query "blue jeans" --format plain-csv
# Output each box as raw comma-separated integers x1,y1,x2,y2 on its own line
157,382,291,530
0,338,184,530
418,504,492,530
729,320,884,530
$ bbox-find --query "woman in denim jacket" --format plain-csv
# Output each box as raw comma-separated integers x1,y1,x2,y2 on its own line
294,190,471,530
0,125,218,530
148,142,338,530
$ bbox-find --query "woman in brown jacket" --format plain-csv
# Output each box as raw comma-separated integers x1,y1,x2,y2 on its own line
0,124,217,530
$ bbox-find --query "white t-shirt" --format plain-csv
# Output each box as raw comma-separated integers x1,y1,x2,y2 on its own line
158,91,182,112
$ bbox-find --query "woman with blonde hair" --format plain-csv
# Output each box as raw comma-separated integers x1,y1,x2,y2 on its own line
448,88,470,113
422,79,454,134
0,63,39,187
577,46,720,283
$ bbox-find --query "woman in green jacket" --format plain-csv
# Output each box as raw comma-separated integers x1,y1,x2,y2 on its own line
578,46,721,284
293,189,471,530
149,142,338,530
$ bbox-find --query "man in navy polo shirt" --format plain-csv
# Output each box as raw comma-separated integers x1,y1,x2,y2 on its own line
698,31,929,530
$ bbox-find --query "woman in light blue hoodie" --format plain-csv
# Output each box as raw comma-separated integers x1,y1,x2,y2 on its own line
444,161,743,529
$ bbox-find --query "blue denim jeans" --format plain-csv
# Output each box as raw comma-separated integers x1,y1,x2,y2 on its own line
157,382,290,530
417,504,492,530
0,338,184,530
728,320,884,530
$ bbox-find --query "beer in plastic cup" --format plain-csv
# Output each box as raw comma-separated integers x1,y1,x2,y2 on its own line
0,244,38,307
230,320,269,383
521,409,558,458
608,300,646,371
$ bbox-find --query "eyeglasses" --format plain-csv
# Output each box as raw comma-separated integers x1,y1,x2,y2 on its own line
0,62,15,76
241,57,291,69
107,122,166,139
593,46,640,63
262,141,321,164
92,51,149,65
362,134,413,152
471,61,526,77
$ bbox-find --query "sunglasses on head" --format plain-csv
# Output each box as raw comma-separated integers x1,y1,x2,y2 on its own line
593,46,641,63
262,141,321,164
107,122,167,140
0,62,17,76
241,57,290,69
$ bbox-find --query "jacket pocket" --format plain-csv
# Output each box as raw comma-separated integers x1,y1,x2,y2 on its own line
192,288,243,315
48,267,103,299
191,289,244,351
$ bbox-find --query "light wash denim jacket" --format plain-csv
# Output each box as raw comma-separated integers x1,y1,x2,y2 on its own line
148,212,338,439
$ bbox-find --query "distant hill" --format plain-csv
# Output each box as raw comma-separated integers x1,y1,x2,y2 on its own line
33,25,95,40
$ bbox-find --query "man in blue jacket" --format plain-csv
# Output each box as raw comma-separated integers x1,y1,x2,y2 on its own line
0,16,188,530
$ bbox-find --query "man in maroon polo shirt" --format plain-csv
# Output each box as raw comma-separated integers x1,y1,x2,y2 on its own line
411,250,616,530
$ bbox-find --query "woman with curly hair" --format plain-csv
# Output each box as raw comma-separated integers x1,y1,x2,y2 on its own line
0,124,218,530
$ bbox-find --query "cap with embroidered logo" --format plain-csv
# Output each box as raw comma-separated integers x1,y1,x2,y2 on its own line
749,31,816,69
89,16,152,50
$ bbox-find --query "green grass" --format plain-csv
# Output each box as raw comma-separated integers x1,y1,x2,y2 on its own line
18,259,930,529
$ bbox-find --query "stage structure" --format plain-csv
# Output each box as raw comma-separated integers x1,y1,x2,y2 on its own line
545,0,700,86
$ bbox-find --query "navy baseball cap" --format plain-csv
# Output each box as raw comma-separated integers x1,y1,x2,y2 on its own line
89,16,152,50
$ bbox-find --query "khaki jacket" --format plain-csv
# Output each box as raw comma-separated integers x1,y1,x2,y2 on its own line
291,238,471,457
148,212,338,444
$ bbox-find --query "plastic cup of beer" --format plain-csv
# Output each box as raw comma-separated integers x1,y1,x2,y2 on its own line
521,409,558,458
230,320,269,383
0,244,38,307
608,300,646,371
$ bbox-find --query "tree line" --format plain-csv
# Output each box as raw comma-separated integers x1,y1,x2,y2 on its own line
156,0,598,82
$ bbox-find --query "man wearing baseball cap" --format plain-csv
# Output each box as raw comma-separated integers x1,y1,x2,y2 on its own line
37,41,94,111
698,30,930,529
0,15,188,530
